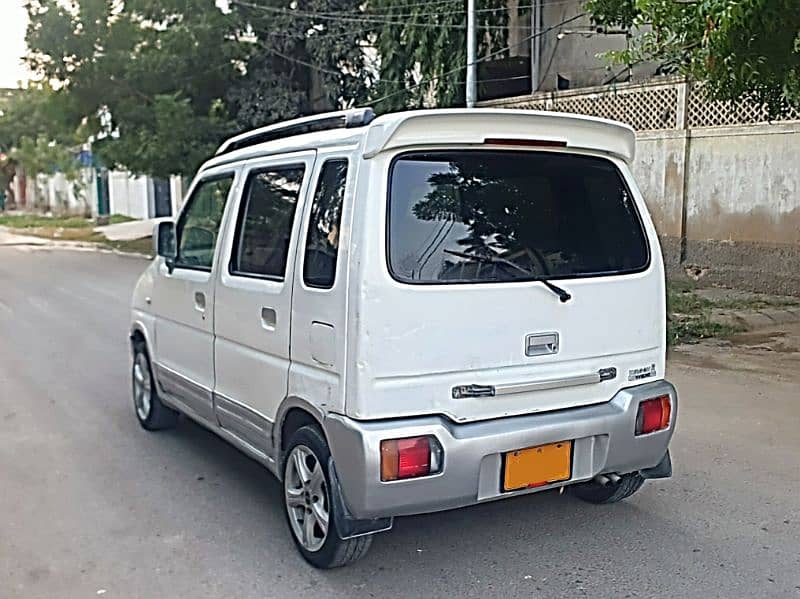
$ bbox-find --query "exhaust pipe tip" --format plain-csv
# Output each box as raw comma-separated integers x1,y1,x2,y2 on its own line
595,474,611,486
594,473,621,486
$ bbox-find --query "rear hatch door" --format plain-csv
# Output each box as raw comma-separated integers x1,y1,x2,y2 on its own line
351,148,664,423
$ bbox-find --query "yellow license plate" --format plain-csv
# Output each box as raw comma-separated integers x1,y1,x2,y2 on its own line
503,441,572,492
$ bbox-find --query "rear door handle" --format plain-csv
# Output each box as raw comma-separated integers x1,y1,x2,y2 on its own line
194,291,206,312
526,332,559,356
261,307,277,330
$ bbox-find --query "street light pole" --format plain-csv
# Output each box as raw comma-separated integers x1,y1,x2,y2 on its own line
466,0,477,107
531,0,541,92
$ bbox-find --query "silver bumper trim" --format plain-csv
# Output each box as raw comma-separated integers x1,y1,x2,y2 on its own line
325,379,677,519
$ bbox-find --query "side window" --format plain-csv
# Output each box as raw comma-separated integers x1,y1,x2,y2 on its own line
175,175,234,270
231,166,305,279
303,160,348,289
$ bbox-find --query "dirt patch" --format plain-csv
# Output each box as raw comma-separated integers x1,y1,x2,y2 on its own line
671,322,800,382
727,330,798,354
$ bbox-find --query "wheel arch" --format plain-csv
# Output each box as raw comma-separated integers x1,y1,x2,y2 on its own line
273,396,329,476
129,318,162,392
129,315,155,355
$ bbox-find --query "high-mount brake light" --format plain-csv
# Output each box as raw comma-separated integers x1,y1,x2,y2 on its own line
483,138,567,148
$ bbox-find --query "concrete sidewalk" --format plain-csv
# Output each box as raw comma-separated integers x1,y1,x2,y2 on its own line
697,287,800,331
0,226,149,257
94,218,165,241
0,227,50,246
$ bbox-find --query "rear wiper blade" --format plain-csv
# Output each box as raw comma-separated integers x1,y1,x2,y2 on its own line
443,249,572,303
538,279,572,303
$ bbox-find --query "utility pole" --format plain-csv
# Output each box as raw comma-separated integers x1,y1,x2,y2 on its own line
466,0,477,107
531,0,541,92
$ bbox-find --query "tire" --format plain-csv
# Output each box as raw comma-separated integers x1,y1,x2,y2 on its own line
282,425,372,569
131,342,178,431
571,472,646,504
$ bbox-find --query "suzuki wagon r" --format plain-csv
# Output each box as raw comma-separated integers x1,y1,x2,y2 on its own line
130,107,677,568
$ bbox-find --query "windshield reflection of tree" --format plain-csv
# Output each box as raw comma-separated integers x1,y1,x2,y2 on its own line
239,169,303,274
180,181,231,265
411,159,551,281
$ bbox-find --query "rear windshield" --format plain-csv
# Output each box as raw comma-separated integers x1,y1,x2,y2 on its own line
388,150,649,284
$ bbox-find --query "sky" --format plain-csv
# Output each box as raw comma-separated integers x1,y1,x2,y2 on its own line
0,1,29,88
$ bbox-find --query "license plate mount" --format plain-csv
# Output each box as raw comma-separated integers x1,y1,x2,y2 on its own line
502,441,573,492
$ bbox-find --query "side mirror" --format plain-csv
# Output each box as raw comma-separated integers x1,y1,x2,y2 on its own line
154,221,176,270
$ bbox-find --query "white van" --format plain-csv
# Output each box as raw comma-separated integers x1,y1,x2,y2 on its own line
130,108,677,568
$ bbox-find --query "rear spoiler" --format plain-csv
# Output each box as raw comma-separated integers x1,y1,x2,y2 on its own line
362,109,636,163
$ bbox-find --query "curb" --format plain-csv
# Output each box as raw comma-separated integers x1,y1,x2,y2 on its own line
98,246,152,260
0,230,151,260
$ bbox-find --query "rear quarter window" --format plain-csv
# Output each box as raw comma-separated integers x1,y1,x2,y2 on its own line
303,159,348,289
387,150,649,284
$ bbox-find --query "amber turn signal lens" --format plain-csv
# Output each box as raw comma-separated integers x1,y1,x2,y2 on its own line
380,439,401,481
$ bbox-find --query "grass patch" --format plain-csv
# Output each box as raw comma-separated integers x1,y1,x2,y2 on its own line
708,297,800,311
0,213,134,228
1,213,152,256
667,286,743,345
107,214,137,225
100,236,153,255
0,214,95,228
667,314,741,345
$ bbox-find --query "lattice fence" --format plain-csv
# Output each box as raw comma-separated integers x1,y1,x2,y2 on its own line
489,78,799,131
687,86,800,128
514,83,677,130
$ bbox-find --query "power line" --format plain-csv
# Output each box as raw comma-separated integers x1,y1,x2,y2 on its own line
230,0,535,29
266,0,579,19
257,38,536,89
341,0,461,13
256,40,408,84
254,21,377,42
366,12,586,106
253,19,545,85
305,0,461,18
474,1,581,13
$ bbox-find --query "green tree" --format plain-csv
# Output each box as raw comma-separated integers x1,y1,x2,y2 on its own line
370,0,512,112
25,0,244,178
23,0,380,176
0,85,86,206
226,0,373,130
586,0,800,116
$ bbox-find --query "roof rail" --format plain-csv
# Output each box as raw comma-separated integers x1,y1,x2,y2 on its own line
216,107,376,155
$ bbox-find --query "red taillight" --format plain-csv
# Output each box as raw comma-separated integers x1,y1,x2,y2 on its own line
380,436,442,481
635,395,671,435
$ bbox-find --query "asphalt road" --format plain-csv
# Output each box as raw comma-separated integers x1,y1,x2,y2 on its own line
1,246,799,599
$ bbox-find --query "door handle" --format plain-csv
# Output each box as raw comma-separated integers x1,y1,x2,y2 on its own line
194,291,206,312
526,333,559,356
261,307,277,330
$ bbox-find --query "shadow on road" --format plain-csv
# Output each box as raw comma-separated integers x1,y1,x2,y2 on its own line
163,415,711,598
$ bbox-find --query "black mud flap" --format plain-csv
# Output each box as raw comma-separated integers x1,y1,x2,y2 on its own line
640,450,672,480
328,457,393,540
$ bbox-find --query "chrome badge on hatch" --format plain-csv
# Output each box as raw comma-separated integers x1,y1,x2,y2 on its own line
628,363,657,381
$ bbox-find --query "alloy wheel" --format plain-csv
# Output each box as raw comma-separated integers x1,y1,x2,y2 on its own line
132,353,152,422
284,445,330,552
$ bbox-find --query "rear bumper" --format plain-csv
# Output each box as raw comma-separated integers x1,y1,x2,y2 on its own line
325,380,677,519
